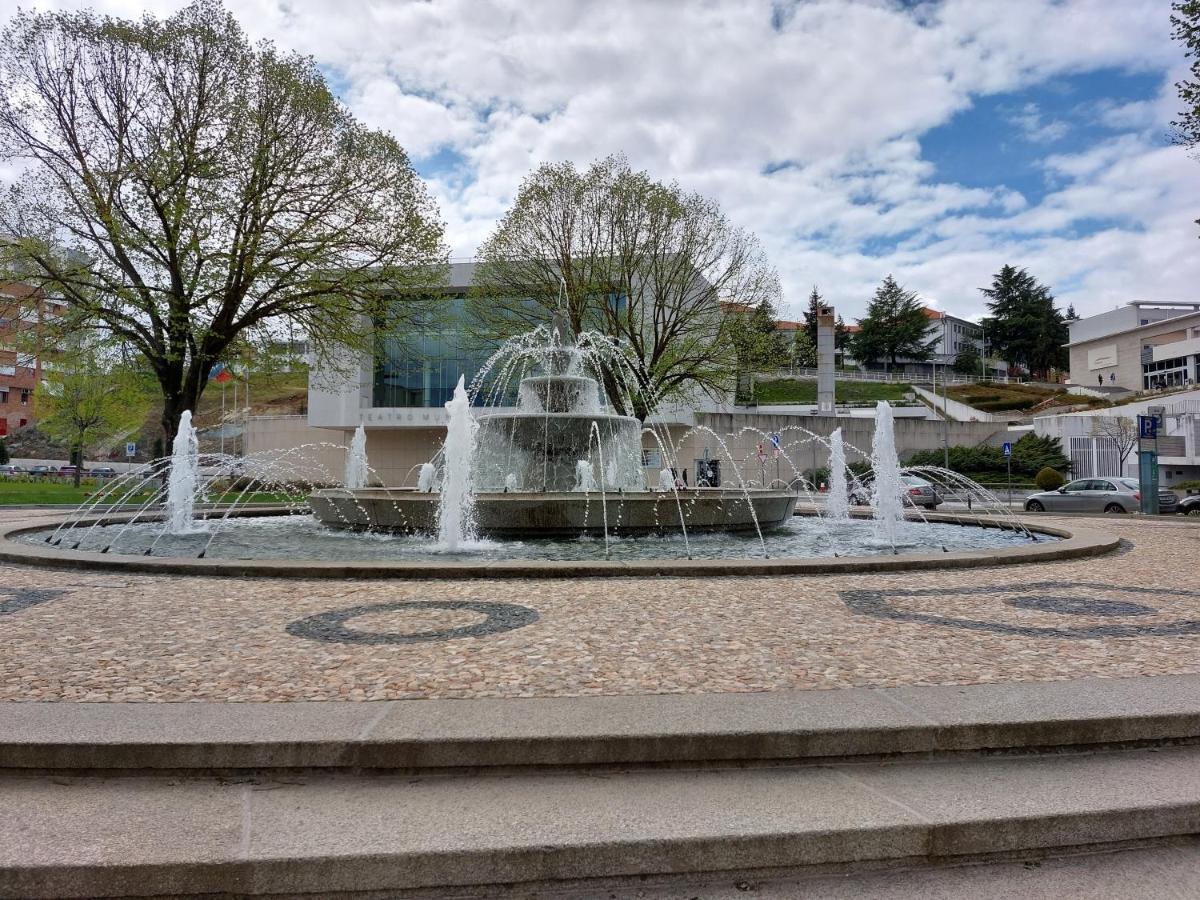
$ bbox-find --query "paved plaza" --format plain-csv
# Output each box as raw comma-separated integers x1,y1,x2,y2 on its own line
1,510,1198,703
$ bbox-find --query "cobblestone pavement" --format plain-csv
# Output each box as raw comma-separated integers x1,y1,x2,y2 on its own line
1,509,1198,702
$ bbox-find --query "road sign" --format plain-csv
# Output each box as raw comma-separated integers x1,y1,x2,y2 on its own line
769,433,781,457
1138,415,1157,440
125,441,136,458
1002,441,1012,457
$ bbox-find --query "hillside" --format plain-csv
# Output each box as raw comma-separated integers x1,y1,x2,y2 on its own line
4,369,310,462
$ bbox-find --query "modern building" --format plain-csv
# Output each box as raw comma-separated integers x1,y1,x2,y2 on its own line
1067,301,1200,392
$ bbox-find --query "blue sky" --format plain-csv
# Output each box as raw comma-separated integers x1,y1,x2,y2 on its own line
6,0,1198,323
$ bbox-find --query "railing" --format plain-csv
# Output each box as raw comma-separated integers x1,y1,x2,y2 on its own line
758,367,1018,386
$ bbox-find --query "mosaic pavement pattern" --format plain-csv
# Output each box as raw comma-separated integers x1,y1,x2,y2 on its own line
1,510,1199,702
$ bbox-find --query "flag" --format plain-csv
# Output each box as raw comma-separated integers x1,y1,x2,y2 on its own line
211,363,233,384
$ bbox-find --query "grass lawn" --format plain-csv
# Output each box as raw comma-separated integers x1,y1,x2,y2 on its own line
0,479,293,506
752,379,912,404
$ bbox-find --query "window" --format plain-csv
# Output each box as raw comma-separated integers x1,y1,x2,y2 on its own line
641,449,662,469
0,390,8,404
18,418,26,427
19,389,29,405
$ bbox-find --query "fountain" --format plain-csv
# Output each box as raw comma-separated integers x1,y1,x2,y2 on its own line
869,401,905,545
309,317,799,536
165,411,200,534
437,376,478,550
344,425,368,490
16,318,1054,568
826,427,850,521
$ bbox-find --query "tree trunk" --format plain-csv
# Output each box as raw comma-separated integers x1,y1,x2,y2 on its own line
72,443,82,488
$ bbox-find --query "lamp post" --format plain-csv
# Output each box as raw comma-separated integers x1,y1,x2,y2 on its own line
942,319,949,469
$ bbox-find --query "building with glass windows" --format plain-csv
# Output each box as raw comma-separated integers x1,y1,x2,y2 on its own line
1067,301,1200,392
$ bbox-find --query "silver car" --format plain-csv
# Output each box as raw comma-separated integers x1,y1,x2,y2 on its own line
1024,477,1175,514
850,474,942,510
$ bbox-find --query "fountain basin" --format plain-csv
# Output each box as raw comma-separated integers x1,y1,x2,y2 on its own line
308,487,800,536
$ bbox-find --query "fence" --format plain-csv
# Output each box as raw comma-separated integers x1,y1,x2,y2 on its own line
758,367,1018,386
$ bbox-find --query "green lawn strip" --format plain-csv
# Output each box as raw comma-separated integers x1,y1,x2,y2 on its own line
753,379,911,404
0,481,295,506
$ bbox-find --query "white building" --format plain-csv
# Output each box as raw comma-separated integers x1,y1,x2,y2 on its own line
1067,301,1200,392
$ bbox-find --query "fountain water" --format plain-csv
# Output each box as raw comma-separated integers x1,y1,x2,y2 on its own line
417,463,437,493
344,425,368,490
437,375,477,550
869,401,905,545
309,316,798,537
826,427,850,521
574,460,599,492
165,411,200,534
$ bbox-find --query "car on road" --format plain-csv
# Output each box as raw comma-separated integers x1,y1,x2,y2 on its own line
0,465,25,477
91,466,118,478
850,474,942,510
1024,478,1177,514
56,465,84,479
28,465,55,478
1178,494,1200,517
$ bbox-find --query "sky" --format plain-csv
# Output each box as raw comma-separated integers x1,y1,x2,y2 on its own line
2,0,1198,324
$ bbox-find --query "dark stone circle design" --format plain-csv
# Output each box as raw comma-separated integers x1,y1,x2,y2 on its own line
1004,595,1157,617
840,583,1200,640
0,587,69,618
286,600,539,645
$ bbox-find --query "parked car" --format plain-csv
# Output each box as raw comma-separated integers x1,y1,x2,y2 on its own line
850,474,942,510
1024,477,1176,514
0,465,25,477
28,465,55,478
56,465,83,479
1177,494,1200,517
91,467,117,478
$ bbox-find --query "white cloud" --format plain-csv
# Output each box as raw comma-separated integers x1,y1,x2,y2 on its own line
3,0,1197,323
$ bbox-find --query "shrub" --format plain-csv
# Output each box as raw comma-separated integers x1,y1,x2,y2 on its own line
1035,467,1065,491
0,439,7,466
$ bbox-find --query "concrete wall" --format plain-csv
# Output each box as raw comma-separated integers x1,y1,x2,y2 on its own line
245,416,348,485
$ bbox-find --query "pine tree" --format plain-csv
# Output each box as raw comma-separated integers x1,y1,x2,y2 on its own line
801,286,828,344
979,265,1068,379
850,275,937,367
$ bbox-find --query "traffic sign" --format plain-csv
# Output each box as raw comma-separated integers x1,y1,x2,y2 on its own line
769,433,781,457
1002,441,1012,457
1138,415,1157,440
125,441,136,458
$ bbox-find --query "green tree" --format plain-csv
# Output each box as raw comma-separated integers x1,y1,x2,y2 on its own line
850,275,937,368
979,266,1068,379
791,327,817,368
1173,1,1200,231
36,352,150,487
0,439,8,466
0,2,446,445
470,155,778,419
728,299,790,373
801,286,828,344
952,344,982,375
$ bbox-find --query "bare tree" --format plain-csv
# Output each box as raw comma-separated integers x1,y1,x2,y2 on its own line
470,155,780,419
1090,415,1138,476
0,2,446,444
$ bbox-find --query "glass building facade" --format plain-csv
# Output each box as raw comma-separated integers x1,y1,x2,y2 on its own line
372,297,499,409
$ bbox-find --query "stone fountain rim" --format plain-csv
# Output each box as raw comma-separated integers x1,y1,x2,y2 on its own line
0,507,1118,579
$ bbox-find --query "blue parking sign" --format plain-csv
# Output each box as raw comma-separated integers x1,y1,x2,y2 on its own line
1002,442,1012,457
1138,415,1157,439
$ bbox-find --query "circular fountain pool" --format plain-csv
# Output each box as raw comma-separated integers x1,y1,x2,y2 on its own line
19,512,1048,563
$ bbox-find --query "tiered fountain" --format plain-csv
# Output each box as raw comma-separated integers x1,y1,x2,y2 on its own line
308,316,799,537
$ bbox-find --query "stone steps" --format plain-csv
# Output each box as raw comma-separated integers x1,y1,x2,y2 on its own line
5,676,1200,897
3,745,1200,898
3,676,1199,773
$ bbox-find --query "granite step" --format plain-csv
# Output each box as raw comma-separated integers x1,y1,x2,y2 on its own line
3,675,1200,772
3,745,1200,898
